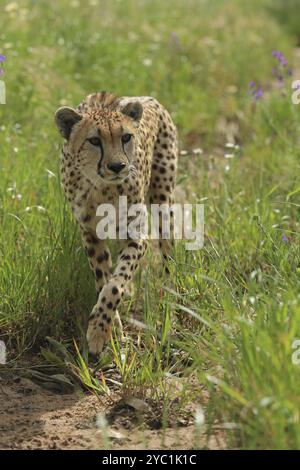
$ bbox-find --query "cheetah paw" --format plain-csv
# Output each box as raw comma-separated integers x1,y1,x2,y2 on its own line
86,320,111,356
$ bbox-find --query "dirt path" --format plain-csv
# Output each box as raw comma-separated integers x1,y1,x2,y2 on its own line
0,375,226,450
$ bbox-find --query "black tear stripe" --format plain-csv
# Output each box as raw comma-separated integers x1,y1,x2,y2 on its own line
122,132,130,164
123,144,130,163
78,142,85,154
97,130,104,174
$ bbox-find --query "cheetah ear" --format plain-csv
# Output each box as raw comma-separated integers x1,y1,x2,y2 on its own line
121,101,143,123
55,107,82,140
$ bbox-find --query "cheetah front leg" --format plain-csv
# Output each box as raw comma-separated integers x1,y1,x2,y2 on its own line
81,229,112,294
86,239,148,355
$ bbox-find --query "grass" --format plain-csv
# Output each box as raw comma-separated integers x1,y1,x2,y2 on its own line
1,0,300,449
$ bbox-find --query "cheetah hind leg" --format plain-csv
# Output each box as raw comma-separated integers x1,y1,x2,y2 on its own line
148,142,177,271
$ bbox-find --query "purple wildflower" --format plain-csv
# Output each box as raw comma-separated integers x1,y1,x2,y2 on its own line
0,54,6,77
254,87,263,100
248,81,263,101
282,234,289,243
272,50,288,66
271,50,293,90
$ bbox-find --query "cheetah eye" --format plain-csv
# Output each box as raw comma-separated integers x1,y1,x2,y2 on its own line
88,137,101,146
121,134,132,144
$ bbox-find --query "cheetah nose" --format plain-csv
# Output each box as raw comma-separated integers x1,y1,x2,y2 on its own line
107,162,126,174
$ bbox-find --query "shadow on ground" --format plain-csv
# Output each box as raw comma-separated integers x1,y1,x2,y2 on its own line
0,374,226,450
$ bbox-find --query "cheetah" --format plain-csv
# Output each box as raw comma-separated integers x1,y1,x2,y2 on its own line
55,92,178,355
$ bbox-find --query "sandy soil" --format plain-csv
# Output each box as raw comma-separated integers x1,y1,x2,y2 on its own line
0,374,226,450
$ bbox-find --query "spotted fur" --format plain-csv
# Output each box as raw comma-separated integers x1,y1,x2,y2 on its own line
55,92,178,355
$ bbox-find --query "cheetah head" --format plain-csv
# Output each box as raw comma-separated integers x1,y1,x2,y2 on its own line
55,101,143,184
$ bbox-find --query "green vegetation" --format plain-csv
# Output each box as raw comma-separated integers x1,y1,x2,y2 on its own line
1,0,300,449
